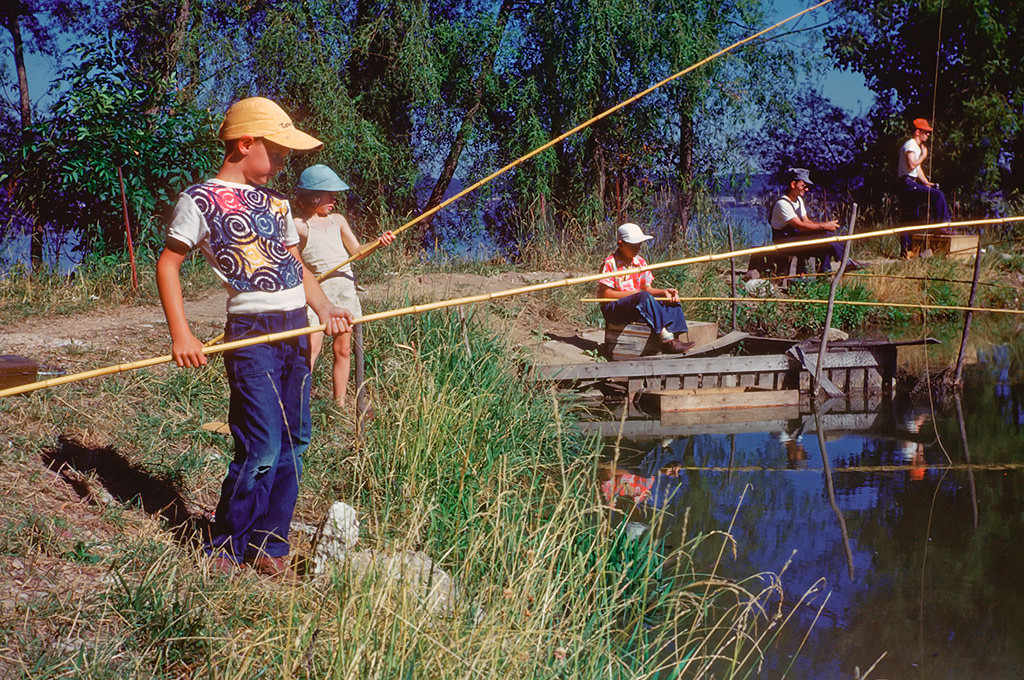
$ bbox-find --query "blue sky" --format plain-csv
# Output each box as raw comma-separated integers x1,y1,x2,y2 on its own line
767,0,876,114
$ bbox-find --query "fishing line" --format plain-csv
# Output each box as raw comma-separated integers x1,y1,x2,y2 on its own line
309,0,840,281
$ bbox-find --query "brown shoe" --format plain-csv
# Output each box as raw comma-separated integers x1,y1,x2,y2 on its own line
248,555,300,583
662,339,695,354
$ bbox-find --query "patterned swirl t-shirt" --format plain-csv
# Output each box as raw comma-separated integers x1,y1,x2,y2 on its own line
167,179,306,314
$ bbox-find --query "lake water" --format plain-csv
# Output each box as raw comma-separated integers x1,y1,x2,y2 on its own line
594,352,1024,678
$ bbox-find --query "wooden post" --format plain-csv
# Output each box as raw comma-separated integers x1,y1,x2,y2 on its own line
953,235,983,387
117,166,138,291
353,323,367,421
727,224,737,331
814,203,857,397
812,399,855,580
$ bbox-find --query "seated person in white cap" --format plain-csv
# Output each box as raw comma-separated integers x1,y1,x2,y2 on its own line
770,168,859,273
597,223,693,354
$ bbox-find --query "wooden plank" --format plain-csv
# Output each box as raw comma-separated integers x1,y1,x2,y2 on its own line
536,349,886,381
911,233,978,258
661,404,800,427
684,330,749,357
651,386,800,412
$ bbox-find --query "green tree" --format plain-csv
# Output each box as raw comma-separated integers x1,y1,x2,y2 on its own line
481,0,780,245
825,0,1024,215
1,37,220,260
1,0,97,267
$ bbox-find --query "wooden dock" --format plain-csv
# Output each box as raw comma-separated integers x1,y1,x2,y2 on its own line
533,337,939,407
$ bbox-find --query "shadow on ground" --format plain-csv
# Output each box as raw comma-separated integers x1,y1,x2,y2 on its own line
40,435,208,545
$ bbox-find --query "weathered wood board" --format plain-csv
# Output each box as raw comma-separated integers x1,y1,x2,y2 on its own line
910,232,978,259
603,320,718,360
660,403,800,427
0,355,38,390
647,386,800,413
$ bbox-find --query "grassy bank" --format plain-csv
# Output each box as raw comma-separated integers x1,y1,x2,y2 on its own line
1,307,803,678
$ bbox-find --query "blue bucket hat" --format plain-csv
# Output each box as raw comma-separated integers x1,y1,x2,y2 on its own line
296,164,349,192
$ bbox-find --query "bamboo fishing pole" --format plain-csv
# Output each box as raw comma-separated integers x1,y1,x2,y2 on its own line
307,0,839,281
4,215,1021,399
580,296,1024,316
769,271,1017,290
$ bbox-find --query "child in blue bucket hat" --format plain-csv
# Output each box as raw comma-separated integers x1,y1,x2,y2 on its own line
293,164,395,409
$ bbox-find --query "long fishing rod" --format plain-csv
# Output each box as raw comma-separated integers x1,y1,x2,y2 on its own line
767,271,1018,290
3,215,1021,399
203,2,837,350
579,296,1024,316
640,463,1024,474
311,0,838,279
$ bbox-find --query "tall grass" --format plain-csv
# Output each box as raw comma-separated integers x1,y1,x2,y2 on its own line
1,310,801,679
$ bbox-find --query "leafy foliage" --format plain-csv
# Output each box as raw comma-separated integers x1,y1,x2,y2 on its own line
0,36,220,257
825,0,1024,216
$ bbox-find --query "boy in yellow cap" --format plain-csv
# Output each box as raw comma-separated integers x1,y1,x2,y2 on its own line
156,97,352,580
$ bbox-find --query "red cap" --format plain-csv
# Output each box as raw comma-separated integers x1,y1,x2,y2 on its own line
912,118,933,132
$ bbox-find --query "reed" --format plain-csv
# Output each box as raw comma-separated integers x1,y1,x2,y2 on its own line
0,310,805,679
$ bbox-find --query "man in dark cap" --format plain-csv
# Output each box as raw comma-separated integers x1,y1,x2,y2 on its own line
769,167,858,274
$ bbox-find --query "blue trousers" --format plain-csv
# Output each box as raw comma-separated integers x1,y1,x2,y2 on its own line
899,176,952,254
206,308,311,563
601,291,688,334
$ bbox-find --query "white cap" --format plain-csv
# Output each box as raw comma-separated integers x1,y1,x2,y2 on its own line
616,223,654,244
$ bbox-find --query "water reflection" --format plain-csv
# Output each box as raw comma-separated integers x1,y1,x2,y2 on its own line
592,361,1024,679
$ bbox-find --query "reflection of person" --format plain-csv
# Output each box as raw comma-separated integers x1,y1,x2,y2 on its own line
597,223,694,354
770,168,858,273
775,430,808,469
896,118,952,257
293,164,395,408
600,439,688,510
156,97,353,580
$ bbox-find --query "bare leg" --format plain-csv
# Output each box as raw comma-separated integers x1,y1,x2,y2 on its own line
331,330,352,407
309,331,325,372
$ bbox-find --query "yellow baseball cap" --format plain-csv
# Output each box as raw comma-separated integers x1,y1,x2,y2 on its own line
218,97,323,150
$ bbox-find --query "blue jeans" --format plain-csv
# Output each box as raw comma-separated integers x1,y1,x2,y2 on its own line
601,291,688,334
772,224,847,273
898,176,952,254
206,308,311,563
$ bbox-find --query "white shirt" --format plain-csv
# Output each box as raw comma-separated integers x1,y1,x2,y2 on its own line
770,196,806,230
898,138,924,180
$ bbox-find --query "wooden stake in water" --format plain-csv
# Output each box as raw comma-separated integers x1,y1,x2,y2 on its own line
814,203,857,396
953,235,983,387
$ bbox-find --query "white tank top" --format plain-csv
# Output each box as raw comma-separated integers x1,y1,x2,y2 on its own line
298,214,353,279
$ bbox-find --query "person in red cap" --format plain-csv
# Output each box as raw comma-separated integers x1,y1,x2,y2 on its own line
897,117,952,256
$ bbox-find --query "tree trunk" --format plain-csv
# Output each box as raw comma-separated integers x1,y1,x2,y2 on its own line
672,106,694,243
4,10,43,270
420,0,515,245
